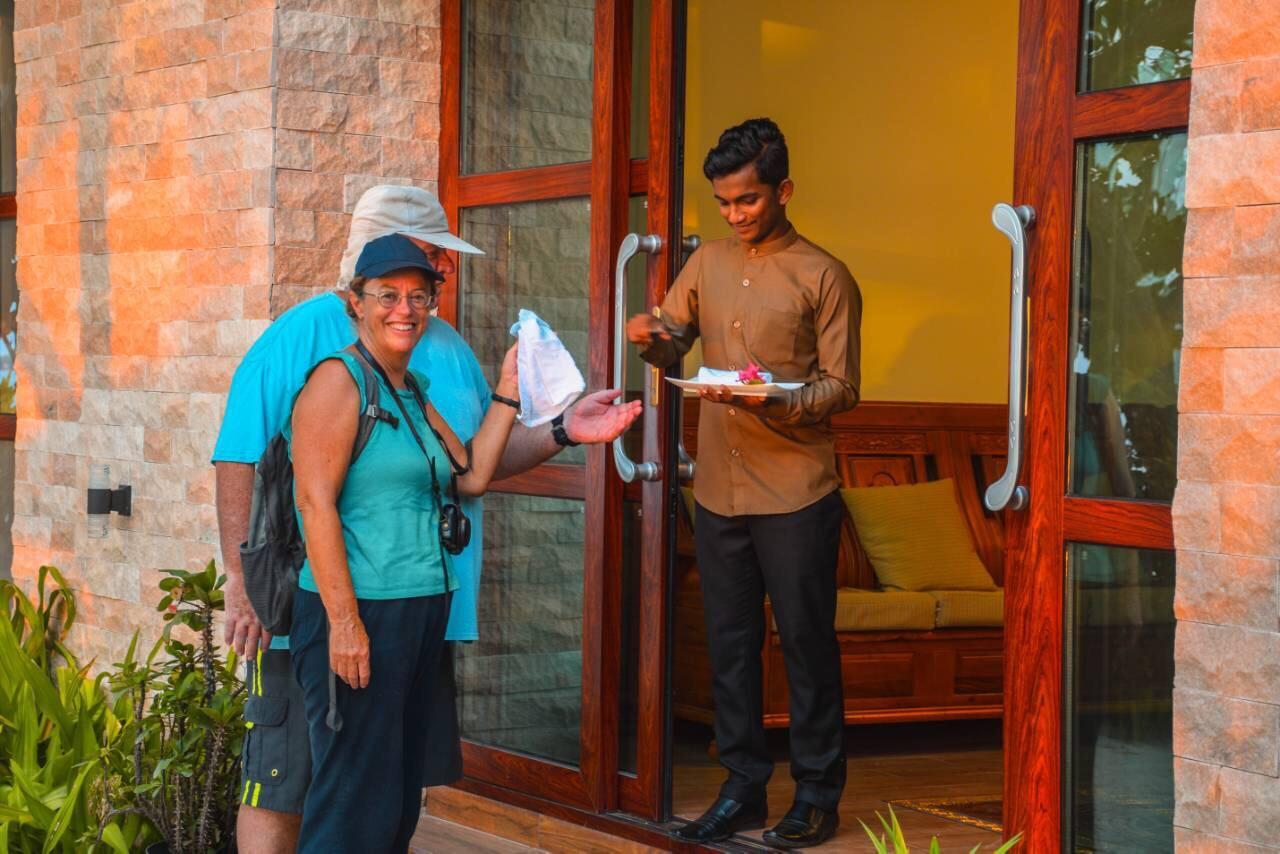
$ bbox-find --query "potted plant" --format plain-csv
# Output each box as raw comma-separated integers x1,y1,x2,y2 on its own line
102,562,245,854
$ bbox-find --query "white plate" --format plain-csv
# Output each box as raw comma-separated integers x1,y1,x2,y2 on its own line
665,377,803,397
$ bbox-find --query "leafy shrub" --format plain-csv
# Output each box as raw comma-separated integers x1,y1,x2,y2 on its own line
0,566,151,853
102,562,245,854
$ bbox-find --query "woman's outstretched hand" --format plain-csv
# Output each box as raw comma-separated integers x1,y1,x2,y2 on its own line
562,389,643,444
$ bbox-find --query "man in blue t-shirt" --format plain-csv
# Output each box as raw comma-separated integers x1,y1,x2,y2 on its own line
214,185,641,854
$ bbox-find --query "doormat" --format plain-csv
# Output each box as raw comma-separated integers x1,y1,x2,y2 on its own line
886,796,1003,833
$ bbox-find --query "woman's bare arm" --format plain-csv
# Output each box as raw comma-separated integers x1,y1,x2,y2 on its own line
426,342,520,497
291,360,370,689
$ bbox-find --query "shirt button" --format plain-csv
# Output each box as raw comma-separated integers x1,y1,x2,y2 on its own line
728,363,737,370
749,248,758,256
742,278,750,287
732,320,741,329
731,448,741,457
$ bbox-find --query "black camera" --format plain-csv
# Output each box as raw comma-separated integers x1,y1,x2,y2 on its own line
439,501,471,556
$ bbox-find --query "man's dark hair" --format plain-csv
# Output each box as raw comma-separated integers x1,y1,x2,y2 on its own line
702,118,789,187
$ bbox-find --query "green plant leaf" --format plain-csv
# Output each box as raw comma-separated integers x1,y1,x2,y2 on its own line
98,823,131,854
858,819,890,854
9,763,56,830
994,831,1025,852
39,761,94,854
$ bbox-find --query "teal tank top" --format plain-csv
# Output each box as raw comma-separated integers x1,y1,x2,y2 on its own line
288,350,458,600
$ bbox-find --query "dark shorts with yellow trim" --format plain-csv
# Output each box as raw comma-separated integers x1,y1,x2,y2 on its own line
240,648,311,814
239,644,463,814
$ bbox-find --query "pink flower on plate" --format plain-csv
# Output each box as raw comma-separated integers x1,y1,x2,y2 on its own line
737,362,766,385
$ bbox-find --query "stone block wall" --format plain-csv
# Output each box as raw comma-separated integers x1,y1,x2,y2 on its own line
10,0,442,667
272,0,442,313
1173,3,1280,850
12,0,275,665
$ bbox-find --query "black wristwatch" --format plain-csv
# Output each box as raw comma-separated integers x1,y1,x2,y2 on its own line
551,412,579,447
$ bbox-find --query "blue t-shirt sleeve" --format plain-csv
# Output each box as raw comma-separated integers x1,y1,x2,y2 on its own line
211,355,284,464
211,295,357,465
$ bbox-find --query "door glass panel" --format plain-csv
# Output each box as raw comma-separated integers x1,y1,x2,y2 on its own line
1068,132,1186,502
456,493,585,766
1,219,14,414
457,198,590,466
461,0,595,175
630,0,650,159
1079,0,1194,92
1066,544,1174,852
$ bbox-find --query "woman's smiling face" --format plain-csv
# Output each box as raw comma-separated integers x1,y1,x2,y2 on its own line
351,269,435,357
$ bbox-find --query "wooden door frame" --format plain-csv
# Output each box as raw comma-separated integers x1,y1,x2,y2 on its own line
1009,0,1187,848
437,0,678,818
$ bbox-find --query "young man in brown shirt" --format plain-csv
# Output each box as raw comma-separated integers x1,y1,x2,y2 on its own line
628,118,861,848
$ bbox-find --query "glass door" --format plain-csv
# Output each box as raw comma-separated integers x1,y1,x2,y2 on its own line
437,0,680,816
1006,0,1192,849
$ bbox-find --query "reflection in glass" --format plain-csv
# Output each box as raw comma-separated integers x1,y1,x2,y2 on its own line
456,493,585,766
1067,544,1174,852
461,0,594,174
459,199,590,465
0,0,13,193
1069,133,1186,502
1079,0,1193,91
0,219,14,414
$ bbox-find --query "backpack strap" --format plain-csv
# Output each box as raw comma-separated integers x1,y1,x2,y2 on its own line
344,344,398,463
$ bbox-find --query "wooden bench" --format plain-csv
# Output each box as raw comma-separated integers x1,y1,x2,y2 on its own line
673,401,1008,728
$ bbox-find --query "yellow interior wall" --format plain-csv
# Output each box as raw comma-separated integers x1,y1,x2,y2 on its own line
683,1,1019,403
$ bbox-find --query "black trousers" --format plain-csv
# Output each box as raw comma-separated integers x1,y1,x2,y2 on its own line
694,491,847,811
290,589,450,853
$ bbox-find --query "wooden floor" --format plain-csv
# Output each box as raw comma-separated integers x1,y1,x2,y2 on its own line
414,720,1005,852
672,719,1005,852
411,815,539,854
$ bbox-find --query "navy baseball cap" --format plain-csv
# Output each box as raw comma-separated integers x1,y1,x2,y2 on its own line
354,233,446,282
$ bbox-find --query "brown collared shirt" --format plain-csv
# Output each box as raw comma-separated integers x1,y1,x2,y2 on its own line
641,226,862,516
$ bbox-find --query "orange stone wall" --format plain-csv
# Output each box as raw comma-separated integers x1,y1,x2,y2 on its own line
1173,4,1280,850
10,0,440,665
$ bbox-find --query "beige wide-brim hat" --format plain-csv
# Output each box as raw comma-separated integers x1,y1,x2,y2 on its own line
338,185,484,286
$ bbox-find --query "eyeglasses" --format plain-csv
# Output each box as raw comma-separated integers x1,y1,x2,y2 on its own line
361,290,438,311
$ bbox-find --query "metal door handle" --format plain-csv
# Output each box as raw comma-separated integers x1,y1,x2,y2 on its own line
674,234,701,483
613,233,663,483
984,203,1035,513
677,441,694,481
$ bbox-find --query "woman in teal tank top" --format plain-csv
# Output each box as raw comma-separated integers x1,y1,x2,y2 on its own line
286,235,520,853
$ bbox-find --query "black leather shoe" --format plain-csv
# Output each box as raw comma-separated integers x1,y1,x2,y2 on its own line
672,796,768,843
762,800,839,849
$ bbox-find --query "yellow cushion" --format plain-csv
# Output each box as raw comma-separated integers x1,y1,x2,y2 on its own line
840,479,996,592
929,589,1004,627
833,588,937,631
